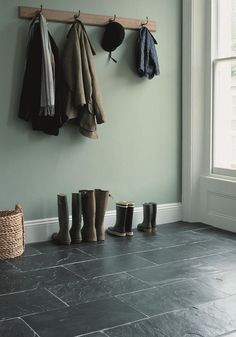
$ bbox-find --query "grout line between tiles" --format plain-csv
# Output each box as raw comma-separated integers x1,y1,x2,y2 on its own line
0,287,38,297
75,316,151,337
19,317,40,337
62,265,87,280
46,288,70,307
114,295,149,318
114,285,156,297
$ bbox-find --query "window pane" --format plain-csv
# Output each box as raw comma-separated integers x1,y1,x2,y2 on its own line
232,0,236,55
213,59,236,170
217,0,236,57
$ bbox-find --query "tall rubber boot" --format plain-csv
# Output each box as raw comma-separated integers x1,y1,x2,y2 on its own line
70,192,82,244
52,194,71,245
80,190,97,242
125,201,135,237
95,189,109,241
107,201,128,237
149,202,158,232
137,203,152,233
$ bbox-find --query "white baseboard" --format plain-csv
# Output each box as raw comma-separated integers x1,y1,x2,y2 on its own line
24,202,182,243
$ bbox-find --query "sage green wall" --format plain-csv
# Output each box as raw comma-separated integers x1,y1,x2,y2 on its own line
0,0,182,220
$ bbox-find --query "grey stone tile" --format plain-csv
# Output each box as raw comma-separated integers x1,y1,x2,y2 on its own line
218,332,236,337
196,295,236,328
0,288,66,320
49,272,152,306
195,228,236,242
117,279,226,316
23,297,145,337
128,259,219,285
0,266,81,295
0,318,38,337
0,260,19,272
66,254,155,279
9,248,93,272
23,245,41,257
142,306,236,337
28,241,83,254
140,230,211,247
197,251,236,271
48,279,110,305
95,272,152,295
198,270,236,295
198,239,236,253
105,318,167,337
78,239,156,258
135,241,233,265
155,221,209,234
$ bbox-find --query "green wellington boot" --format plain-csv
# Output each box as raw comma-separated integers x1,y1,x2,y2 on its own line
125,201,135,237
149,202,158,232
137,203,152,233
70,192,82,244
80,190,97,242
107,201,128,237
95,189,110,241
52,194,71,245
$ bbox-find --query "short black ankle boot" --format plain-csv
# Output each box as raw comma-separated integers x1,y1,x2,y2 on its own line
107,201,128,237
137,203,152,233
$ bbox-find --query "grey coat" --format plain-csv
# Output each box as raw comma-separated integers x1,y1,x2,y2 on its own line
62,21,106,139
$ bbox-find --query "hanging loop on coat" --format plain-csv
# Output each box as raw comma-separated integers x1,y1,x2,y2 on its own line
141,16,149,27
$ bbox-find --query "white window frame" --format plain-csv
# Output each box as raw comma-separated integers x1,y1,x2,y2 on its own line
182,0,236,232
212,0,236,177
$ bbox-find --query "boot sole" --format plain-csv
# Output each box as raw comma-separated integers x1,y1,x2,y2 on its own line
71,239,82,244
52,239,71,245
137,227,152,233
152,227,158,232
126,232,134,237
106,229,126,237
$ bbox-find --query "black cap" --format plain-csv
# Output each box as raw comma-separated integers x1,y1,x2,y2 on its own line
101,21,125,61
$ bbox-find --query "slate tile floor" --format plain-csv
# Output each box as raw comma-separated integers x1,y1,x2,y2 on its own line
0,222,236,337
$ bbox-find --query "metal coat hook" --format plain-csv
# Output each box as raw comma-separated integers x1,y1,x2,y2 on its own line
39,4,43,13
109,14,116,22
141,16,149,26
74,10,81,21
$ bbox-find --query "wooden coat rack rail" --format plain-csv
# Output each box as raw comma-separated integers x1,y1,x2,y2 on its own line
18,6,157,32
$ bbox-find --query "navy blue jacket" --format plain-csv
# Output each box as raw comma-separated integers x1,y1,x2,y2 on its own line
136,27,160,79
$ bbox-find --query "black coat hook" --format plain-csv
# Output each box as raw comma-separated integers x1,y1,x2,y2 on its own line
39,4,43,13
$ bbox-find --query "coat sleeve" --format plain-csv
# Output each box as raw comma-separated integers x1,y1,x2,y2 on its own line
62,26,86,108
82,30,106,124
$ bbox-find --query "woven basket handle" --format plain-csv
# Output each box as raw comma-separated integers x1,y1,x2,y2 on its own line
15,204,23,214
15,203,25,248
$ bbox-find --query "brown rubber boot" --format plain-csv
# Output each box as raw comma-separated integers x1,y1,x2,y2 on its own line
125,201,135,237
80,190,97,242
95,189,110,241
52,194,71,245
107,201,128,237
70,192,82,244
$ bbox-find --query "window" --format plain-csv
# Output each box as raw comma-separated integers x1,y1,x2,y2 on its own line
213,0,236,176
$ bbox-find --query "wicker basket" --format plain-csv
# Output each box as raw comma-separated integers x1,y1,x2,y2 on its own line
0,204,25,260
